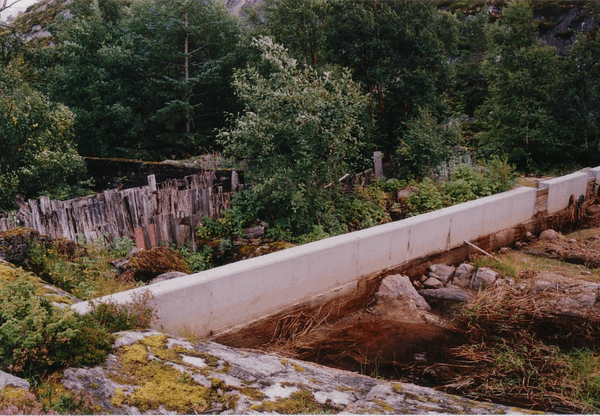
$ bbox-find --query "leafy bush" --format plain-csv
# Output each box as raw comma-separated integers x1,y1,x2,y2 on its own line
0,272,113,377
179,245,214,273
407,158,515,215
397,107,461,177
0,60,90,211
293,225,331,245
407,178,448,215
110,237,135,258
219,36,372,238
347,184,392,230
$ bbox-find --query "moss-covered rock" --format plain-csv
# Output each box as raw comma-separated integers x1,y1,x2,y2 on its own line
120,247,191,283
0,228,51,266
59,330,534,415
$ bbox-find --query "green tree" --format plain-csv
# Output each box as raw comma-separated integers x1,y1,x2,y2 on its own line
397,107,461,178
125,0,242,157
560,31,600,165
219,36,372,236
322,0,459,153
47,0,144,158
0,60,87,211
476,0,563,170
260,0,328,67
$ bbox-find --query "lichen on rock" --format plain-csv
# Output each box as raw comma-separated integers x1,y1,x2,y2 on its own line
58,330,536,414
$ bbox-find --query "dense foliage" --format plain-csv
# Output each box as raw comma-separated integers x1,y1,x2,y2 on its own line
0,60,88,211
219,36,372,236
0,0,599,223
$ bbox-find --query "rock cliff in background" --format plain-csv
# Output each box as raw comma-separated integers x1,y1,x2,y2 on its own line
9,0,599,50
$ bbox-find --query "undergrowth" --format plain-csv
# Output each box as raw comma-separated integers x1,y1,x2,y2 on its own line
26,237,139,300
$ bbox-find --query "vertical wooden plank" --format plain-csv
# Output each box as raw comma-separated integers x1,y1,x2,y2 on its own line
147,223,158,248
134,226,146,250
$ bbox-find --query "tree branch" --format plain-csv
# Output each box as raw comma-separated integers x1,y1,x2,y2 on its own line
1,0,24,13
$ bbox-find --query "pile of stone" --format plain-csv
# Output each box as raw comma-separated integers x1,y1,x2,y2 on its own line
376,261,518,312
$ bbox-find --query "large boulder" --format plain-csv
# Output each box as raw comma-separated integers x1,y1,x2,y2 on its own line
453,263,474,288
376,274,431,310
418,286,473,303
0,228,51,266
147,271,188,285
119,247,191,283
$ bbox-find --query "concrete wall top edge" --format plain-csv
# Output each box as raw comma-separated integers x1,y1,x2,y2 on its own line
539,171,589,187
590,167,600,183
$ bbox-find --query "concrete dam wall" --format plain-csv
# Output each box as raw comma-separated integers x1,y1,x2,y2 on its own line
72,167,600,341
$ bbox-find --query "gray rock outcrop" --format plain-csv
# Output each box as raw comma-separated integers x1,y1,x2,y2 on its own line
427,263,455,286
0,370,30,391
418,285,473,303
453,263,474,288
147,271,188,285
59,330,530,414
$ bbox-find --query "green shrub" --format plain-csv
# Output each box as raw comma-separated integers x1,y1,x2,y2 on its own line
110,236,135,258
407,178,448,215
0,272,114,377
179,245,214,273
347,184,392,230
407,157,516,215
85,290,156,334
293,225,331,245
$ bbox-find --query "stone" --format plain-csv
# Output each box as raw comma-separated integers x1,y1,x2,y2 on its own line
469,267,498,289
427,264,455,286
147,271,188,285
540,229,561,240
376,274,431,310
396,186,419,203
423,277,443,289
555,292,597,317
0,370,30,391
499,247,512,254
453,263,474,288
59,330,528,415
242,225,265,239
418,287,473,303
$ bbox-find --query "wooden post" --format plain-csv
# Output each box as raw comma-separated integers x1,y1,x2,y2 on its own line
148,175,157,194
231,171,239,192
374,151,384,178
